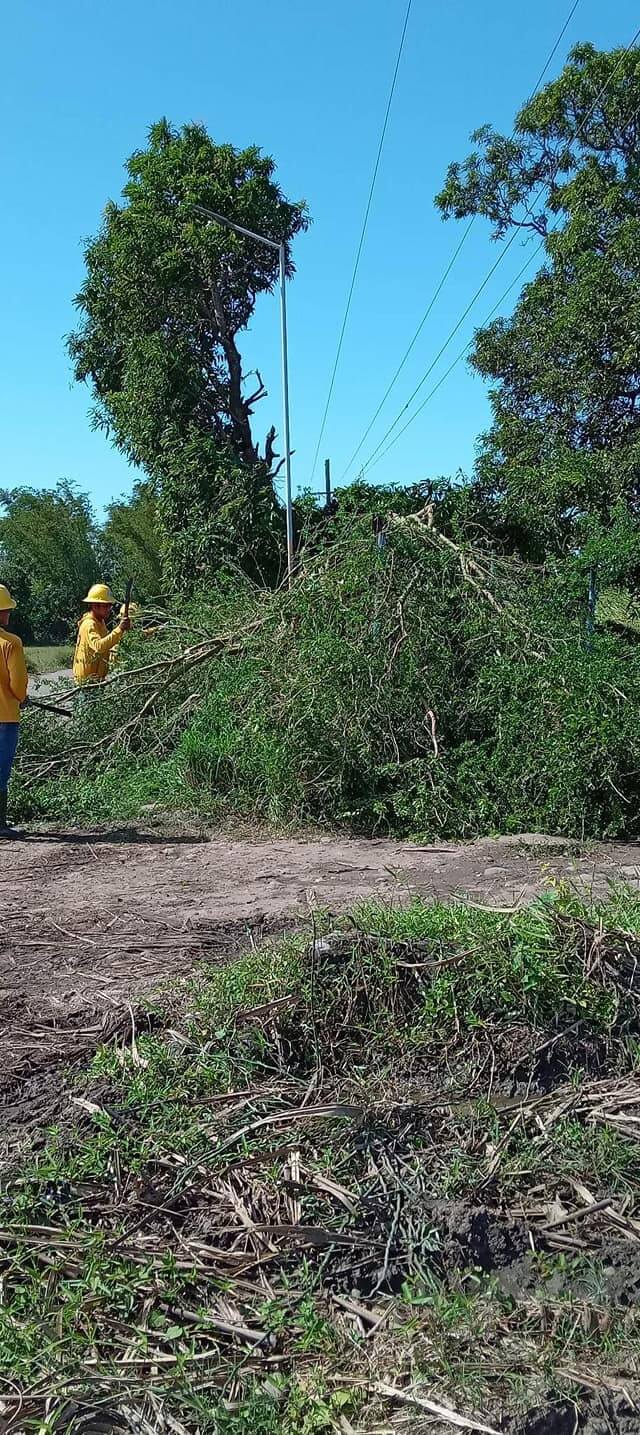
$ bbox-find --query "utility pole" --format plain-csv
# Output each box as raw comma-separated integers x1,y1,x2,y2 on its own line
279,243,294,582
193,205,294,584
324,458,331,510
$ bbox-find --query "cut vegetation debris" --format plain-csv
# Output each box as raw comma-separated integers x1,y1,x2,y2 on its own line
16,509,640,840
3,891,640,1432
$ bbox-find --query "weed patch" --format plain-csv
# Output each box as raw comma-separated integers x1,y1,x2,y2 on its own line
2,893,640,1430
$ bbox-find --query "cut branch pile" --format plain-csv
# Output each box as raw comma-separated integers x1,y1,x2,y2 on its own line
21,614,270,784
18,518,556,802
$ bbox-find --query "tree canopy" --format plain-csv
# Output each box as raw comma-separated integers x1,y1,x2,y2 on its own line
0,482,100,642
437,42,640,552
69,121,308,586
103,480,163,600
0,481,166,642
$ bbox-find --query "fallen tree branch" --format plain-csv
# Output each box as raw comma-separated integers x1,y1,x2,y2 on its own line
373,1383,501,1435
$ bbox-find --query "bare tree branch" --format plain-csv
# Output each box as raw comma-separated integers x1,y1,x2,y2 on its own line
207,276,258,464
265,425,278,469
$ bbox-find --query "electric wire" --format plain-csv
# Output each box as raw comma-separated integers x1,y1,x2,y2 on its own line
308,0,413,484
366,240,544,473
356,22,640,477
339,0,583,481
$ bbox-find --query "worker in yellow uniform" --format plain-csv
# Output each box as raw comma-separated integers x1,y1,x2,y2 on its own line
0,583,28,838
73,584,130,690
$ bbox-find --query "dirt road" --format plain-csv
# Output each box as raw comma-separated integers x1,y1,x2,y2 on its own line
2,827,639,1137
28,667,73,699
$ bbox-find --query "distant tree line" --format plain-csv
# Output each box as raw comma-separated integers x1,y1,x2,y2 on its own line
0,479,162,643
0,474,422,644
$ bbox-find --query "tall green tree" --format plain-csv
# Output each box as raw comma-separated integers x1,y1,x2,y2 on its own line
437,42,640,555
103,480,163,599
0,482,100,641
69,120,308,589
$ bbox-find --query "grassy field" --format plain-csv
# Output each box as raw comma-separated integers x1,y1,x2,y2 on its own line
2,889,640,1431
24,643,73,674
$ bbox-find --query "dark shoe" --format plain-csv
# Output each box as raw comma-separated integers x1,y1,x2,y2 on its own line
0,788,23,839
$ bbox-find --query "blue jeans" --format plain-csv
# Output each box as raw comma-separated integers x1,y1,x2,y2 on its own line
0,723,19,790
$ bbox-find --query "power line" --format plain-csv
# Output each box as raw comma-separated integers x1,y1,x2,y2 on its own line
356,227,520,471
339,216,475,481
340,0,583,481
526,0,582,97
357,21,640,478
308,0,413,484
365,241,545,473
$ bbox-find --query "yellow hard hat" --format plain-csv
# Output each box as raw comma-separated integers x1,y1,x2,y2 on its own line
83,583,116,605
0,584,16,611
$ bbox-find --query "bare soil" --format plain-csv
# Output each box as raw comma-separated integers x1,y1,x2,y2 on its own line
28,665,73,697
2,825,639,1144
510,1396,640,1435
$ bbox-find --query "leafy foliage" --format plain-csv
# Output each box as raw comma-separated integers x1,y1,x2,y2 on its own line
69,119,308,588
103,479,163,599
437,42,640,551
156,429,284,592
16,495,640,841
0,481,101,642
0,479,164,640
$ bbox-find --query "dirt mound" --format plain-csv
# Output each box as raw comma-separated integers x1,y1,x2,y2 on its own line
438,1201,531,1272
513,1395,640,1435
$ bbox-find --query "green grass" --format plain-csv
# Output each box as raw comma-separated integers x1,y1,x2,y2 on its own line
2,891,640,1429
24,643,73,675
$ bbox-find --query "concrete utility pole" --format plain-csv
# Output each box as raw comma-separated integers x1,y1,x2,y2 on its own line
193,205,294,584
324,458,331,510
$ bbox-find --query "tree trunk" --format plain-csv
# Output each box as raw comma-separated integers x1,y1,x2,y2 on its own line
208,280,257,465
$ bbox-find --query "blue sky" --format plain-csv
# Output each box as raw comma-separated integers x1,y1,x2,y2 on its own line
1,0,637,514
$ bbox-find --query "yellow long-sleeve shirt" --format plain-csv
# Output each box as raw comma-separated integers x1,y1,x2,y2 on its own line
73,613,125,685
0,629,28,723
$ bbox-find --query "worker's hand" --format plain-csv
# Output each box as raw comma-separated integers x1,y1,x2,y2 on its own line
119,617,132,633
